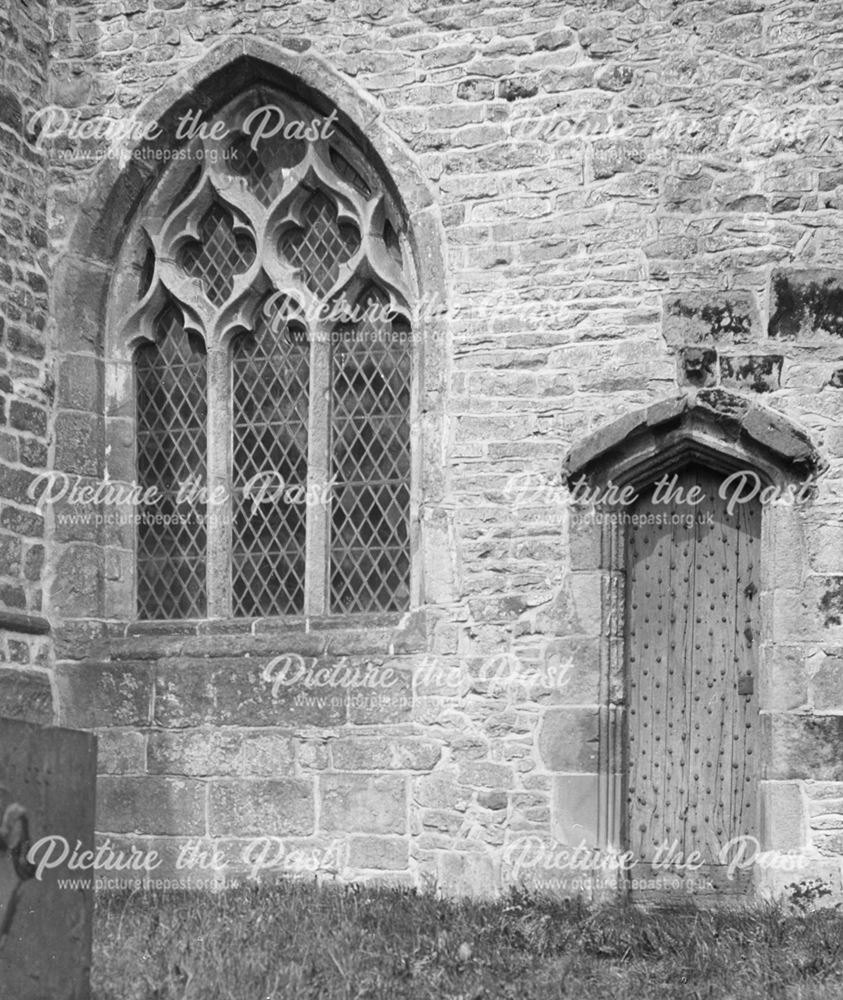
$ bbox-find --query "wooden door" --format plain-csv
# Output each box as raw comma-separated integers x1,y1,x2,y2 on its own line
625,463,761,897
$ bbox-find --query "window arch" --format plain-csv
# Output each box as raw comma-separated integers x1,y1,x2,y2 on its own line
113,85,414,620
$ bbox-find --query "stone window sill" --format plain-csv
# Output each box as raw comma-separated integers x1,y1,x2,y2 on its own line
122,612,405,638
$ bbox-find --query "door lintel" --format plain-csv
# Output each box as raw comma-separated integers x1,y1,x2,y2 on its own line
563,389,825,493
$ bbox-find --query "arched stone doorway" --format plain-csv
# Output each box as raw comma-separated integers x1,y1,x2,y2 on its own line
562,389,825,900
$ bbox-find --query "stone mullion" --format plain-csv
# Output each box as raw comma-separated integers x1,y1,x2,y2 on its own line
206,342,232,619
304,321,331,617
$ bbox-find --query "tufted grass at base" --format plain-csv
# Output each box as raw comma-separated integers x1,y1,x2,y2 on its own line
93,881,843,999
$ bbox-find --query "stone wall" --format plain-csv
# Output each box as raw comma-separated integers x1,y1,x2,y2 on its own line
0,0,54,724
29,0,843,896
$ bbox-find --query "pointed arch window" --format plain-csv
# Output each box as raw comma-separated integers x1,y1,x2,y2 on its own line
116,88,414,620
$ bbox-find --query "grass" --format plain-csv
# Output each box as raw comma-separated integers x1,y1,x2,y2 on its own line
93,880,843,1000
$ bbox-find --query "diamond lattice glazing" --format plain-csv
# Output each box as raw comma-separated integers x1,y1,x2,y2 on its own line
231,300,310,616
330,289,411,613
181,202,256,305
135,306,207,619
280,191,360,298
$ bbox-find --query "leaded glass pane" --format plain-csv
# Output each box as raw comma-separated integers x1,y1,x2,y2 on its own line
330,287,411,613
231,299,309,616
227,131,306,206
135,306,207,619
180,202,255,305
279,191,360,298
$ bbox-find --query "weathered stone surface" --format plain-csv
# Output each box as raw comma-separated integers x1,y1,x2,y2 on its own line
592,139,645,179
770,270,843,340
98,776,205,835
811,651,843,710
58,354,103,412
457,762,515,789
760,645,808,711
760,781,806,851
51,545,104,618
678,347,718,388
96,730,145,774
153,657,348,728
148,730,296,777
720,354,783,392
436,850,499,898
56,661,152,729
347,835,409,870
538,708,601,772
0,667,52,725
346,664,414,724
331,737,441,771
764,713,843,781
54,412,104,478
664,292,758,346
551,773,602,848
320,775,407,834
209,779,314,836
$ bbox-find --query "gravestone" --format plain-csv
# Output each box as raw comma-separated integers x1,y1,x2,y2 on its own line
0,718,97,1000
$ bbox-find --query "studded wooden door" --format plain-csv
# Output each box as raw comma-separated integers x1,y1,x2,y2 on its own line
624,463,761,896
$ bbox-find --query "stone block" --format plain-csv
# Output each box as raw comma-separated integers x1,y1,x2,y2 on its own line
96,730,145,775
54,412,104,478
347,836,409,870
592,139,645,179
0,668,53,725
535,28,574,50
0,465,39,507
0,718,97,1000
551,773,600,848
568,572,602,636
457,762,514,789
760,781,806,851
319,774,406,834
147,730,295,777
436,850,499,898
55,661,152,729
153,656,347,728
811,651,843,710
97,776,205,836
331,738,441,771
772,581,843,642
540,636,600,704
497,76,538,101
769,269,843,340
568,513,601,571
412,771,467,811
755,858,842,902
720,354,783,393
663,291,759,346
678,347,718,388
740,405,817,467
58,355,103,412
764,712,843,781
538,707,601,772
809,524,843,573
9,400,47,438
50,545,104,619
208,779,314,837
346,663,413,724
759,645,808,711
769,506,805,591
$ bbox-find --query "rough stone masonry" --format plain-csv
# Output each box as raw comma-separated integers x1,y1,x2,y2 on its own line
1,0,843,898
